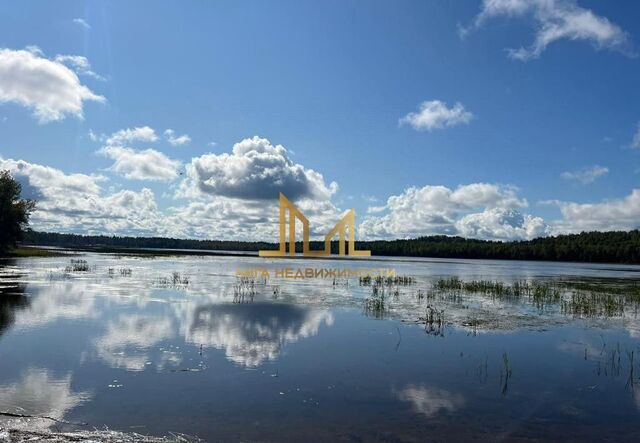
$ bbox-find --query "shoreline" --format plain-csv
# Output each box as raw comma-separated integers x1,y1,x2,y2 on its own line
4,245,640,270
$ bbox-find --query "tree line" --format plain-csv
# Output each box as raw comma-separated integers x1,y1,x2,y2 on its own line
22,229,640,264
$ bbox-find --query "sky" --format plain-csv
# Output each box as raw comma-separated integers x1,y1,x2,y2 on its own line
1,0,639,242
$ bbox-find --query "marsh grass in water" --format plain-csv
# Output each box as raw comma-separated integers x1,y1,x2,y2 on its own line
233,276,259,303
359,275,415,286
156,271,190,288
432,277,639,319
420,304,445,336
108,267,133,277
364,285,388,318
65,259,92,272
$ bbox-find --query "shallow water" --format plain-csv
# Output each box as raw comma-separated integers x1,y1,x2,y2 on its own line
0,253,639,441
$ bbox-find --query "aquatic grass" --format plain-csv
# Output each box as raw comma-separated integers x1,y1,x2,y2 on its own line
500,351,513,397
431,277,635,318
156,271,190,288
364,285,388,318
108,267,133,277
233,276,257,303
359,275,415,287
420,304,445,336
65,259,91,272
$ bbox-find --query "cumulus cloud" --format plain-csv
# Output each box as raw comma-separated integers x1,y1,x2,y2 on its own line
456,208,548,241
179,135,338,201
561,165,609,184
99,146,181,181
548,188,640,233
164,129,191,146
163,194,346,242
5,153,640,241
72,18,91,29
0,157,162,235
104,126,158,146
359,183,547,241
399,100,473,131
0,153,342,241
463,0,633,60
54,54,105,81
0,47,105,122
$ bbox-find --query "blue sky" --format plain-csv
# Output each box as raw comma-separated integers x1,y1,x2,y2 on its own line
1,0,639,241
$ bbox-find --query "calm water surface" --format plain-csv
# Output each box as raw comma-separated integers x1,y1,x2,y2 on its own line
0,253,639,441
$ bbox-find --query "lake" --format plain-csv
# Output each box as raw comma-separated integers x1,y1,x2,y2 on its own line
0,252,639,441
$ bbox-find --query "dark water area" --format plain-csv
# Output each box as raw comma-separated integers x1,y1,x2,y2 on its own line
0,254,639,441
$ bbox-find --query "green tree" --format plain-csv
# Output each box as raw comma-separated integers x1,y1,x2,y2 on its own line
0,170,36,253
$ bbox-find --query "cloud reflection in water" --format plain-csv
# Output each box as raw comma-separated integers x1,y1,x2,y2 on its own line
185,303,333,367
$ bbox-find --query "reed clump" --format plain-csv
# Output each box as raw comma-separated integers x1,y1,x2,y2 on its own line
420,304,445,336
65,259,91,272
233,276,256,303
359,275,415,287
364,285,388,318
157,271,190,288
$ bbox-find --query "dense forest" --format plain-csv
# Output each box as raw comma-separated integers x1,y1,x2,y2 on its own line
22,229,640,264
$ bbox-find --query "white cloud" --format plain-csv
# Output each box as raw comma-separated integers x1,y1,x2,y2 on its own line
456,208,548,241
99,146,181,181
0,47,105,122
399,100,473,131
367,205,386,214
359,183,547,241
632,122,640,149
0,153,345,240
0,157,163,235
55,54,105,81
105,126,158,146
561,165,609,184
463,0,633,60
6,153,640,241
164,129,191,146
72,18,91,29
548,188,640,233
178,135,338,201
